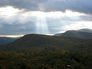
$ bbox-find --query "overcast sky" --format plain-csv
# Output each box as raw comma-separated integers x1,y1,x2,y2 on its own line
0,0,92,35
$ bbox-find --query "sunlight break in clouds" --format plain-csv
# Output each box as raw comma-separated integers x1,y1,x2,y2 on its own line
0,6,23,17
30,10,85,18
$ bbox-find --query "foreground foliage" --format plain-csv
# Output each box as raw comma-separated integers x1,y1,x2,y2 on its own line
0,50,92,69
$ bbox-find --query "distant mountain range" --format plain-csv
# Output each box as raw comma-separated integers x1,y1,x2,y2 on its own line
55,29,92,39
0,29,92,45
0,37,18,45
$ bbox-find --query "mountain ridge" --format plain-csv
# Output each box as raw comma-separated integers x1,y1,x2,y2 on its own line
55,29,92,39
0,34,92,53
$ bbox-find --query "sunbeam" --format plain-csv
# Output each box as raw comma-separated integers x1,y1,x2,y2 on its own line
36,15,49,34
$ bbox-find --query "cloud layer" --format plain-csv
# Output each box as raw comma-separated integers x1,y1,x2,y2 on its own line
0,0,92,35
0,0,92,14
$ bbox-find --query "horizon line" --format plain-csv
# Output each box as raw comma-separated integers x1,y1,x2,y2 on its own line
0,34,54,37
0,35,24,38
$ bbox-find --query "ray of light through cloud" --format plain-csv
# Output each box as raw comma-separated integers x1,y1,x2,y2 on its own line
35,15,49,34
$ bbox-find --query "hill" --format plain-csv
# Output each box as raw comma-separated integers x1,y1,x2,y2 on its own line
0,34,92,53
55,29,92,39
79,28,92,33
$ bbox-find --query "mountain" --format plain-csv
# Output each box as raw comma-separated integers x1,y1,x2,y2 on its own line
0,37,18,45
79,28,92,33
55,29,92,39
0,34,92,53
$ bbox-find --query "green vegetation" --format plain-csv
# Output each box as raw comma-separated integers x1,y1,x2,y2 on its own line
0,50,92,69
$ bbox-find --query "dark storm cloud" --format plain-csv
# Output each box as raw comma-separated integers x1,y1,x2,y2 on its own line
0,0,47,11
0,0,92,14
44,0,92,14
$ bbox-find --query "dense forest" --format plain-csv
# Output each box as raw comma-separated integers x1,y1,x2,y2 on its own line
0,50,92,69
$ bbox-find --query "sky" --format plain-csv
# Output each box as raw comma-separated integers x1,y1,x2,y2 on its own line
0,0,92,36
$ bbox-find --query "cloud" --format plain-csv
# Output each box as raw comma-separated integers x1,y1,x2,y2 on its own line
0,6,92,35
0,22,35,35
0,0,92,14
61,21,92,32
80,15,92,21
0,0,46,11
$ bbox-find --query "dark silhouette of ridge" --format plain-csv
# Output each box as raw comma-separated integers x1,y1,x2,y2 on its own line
0,34,92,53
55,29,92,39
